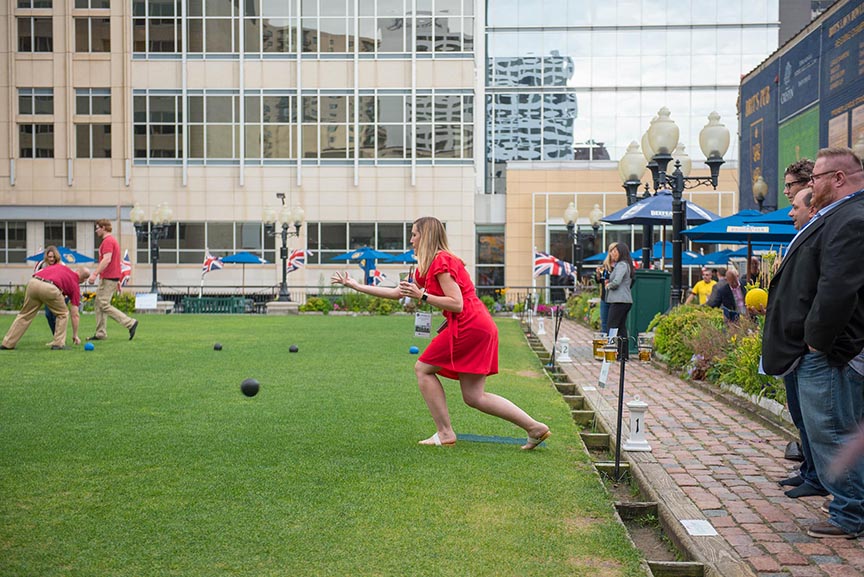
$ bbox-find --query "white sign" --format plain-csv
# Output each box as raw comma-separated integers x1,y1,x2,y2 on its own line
414,312,432,338
680,519,718,536
135,293,158,310
726,225,769,233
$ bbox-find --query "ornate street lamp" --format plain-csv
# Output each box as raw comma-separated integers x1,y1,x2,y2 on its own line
752,175,769,212
130,202,173,295
563,202,581,282
263,193,304,302
619,141,646,206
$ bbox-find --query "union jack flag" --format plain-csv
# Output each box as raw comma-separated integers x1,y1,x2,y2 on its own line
369,269,386,286
533,251,574,278
286,249,310,273
119,250,133,288
202,251,224,275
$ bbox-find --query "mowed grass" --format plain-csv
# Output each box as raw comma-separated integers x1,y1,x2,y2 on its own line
0,314,643,577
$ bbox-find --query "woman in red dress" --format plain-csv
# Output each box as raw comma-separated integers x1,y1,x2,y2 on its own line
332,216,550,449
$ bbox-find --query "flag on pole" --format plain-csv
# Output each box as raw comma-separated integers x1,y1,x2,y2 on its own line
202,251,224,275
119,250,133,288
369,269,387,286
533,251,574,278
286,249,310,273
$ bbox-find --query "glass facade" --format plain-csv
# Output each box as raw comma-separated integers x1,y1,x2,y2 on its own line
307,221,413,264
485,0,780,193
133,90,473,164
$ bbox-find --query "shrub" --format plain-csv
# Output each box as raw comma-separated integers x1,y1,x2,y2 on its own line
480,295,496,315
0,288,26,311
712,330,785,403
649,305,724,370
367,297,397,315
336,291,372,312
299,297,332,313
566,290,599,329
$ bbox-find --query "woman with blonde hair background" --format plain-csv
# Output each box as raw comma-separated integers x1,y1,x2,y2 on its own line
594,243,616,334
332,216,550,449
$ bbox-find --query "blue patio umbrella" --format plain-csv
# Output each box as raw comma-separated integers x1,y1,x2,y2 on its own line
693,249,735,266
743,206,794,225
384,249,417,263
600,190,720,225
330,246,397,285
632,241,702,265
693,244,784,266
680,210,797,244
584,252,607,263
221,251,268,293
27,246,96,265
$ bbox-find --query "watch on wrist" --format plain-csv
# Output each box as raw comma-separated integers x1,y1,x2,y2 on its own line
421,291,428,302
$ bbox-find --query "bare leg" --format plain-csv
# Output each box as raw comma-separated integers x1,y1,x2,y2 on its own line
459,373,549,449
415,361,456,444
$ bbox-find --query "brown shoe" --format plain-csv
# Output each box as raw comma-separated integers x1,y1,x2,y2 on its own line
807,521,862,539
821,498,832,514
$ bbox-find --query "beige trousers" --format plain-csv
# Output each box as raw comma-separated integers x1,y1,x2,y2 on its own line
2,278,69,348
93,279,134,338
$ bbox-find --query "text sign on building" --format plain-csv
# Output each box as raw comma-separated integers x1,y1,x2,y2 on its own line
739,62,779,212
778,31,821,122
820,0,864,148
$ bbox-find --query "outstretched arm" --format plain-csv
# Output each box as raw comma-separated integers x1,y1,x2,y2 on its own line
398,272,463,313
330,271,401,300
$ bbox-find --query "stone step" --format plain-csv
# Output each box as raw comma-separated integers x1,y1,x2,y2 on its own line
561,394,584,410
580,431,609,450
571,409,595,426
647,561,705,577
614,501,658,521
555,383,578,395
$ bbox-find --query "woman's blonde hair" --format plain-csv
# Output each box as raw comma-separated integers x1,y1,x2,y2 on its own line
44,245,61,264
602,242,616,272
413,216,460,274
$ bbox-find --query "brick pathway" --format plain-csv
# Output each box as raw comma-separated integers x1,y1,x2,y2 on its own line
535,317,864,577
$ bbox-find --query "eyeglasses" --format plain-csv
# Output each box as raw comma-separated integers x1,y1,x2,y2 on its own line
808,170,838,183
783,179,808,190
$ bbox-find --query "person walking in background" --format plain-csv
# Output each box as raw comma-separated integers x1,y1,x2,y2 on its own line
594,244,615,334
684,267,717,305
331,216,550,450
762,147,864,539
87,219,138,341
777,184,827,500
2,264,89,350
605,242,634,361
710,268,748,322
34,246,63,333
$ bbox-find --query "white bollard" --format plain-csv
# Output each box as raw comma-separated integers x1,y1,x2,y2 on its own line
536,317,546,335
557,336,571,363
623,396,652,452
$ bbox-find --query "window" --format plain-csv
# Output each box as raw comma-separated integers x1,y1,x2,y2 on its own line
0,222,28,264
187,0,240,54
76,88,111,115
19,124,54,158
135,222,274,264
19,0,52,8
75,0,110,8
306,221,413,264
133,92,183,160
76,124,111,158
133,0,183,54
188,93,239,160
75,18,111,52
19,88,53,115
476,229,504,296
44,222,77,249
18,17,53,53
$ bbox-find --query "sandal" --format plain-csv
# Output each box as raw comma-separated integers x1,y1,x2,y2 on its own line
419,432,456,447
521,429,551,450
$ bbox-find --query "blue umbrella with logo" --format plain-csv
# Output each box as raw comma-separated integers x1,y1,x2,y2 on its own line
27,246,96,265
331,246,399,284
743,206,794,225
680,211,796,244
600,190,720,225
221,251,268,294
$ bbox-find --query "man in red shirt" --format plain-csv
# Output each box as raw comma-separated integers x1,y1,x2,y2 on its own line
87,219,138,341
1,264,89,350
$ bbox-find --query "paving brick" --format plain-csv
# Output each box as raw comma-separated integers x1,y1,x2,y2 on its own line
750,556,783,572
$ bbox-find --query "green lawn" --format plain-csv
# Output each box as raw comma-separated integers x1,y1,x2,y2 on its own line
0,314,643,577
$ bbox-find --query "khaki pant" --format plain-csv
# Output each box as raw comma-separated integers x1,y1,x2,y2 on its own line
93,279,134,339
2,278,69,348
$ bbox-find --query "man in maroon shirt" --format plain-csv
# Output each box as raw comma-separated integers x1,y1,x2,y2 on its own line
1,264,89,350
87,219,138,341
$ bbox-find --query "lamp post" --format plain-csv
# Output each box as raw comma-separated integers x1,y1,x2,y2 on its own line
589,204,604,254
752,175,769,212
130,203,173,295
563,202,581,282
619,109,730,305
263,193,304,302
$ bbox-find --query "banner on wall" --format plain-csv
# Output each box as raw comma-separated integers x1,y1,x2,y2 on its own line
777,106,821,208
778,30,821,123
819,0,864,148
739,62,779,212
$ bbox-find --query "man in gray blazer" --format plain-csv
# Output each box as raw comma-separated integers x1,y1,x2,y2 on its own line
762,147,864,539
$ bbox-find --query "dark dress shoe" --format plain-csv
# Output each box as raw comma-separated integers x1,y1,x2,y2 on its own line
785,483,829,498
128,320,139,341
778,475,804,487
87,335,105,341
0,345,13,350
50,345,70,350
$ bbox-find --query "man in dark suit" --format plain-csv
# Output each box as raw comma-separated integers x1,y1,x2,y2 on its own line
762,147,864,539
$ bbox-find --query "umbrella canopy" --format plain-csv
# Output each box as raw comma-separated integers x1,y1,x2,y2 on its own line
632,241,702,265
681,210,796,244
693,244,785,266
743,206,794,225
331,246,399,285
26,246,96,264
600,190,720,225
584,251,607,263
693,249,735,266
220,251,269,294
384,249,417,263
221,251,268,264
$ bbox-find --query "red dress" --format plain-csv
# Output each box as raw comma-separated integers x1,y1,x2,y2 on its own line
415,251,498,380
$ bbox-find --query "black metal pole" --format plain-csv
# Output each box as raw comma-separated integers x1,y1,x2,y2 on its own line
671,165,684,306
278,224,290,302
614,334,627,481
150,230,159,294
575,225,583,283
642,224,652,270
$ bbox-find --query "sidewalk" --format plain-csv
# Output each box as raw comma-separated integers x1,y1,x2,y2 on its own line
536,318,864,577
